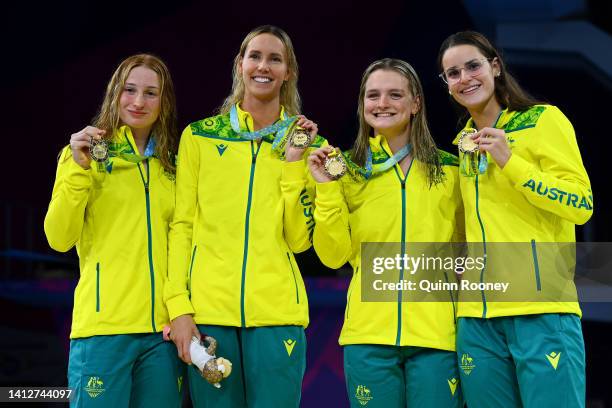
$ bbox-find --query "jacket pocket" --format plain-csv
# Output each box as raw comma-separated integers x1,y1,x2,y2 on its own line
286,252,300,304
443,271,457,322
531,239,541,291
96,262,101,312
188,245,198,295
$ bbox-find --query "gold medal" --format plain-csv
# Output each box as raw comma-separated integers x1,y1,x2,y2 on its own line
458,128,478,153
457,128,489,177
90,137,109,162
324,150,347,179
288,125,311,148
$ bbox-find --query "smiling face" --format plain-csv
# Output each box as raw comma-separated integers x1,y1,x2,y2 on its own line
363,69,419,137
441,44,501,113
239,33,290,103
119,66,161,135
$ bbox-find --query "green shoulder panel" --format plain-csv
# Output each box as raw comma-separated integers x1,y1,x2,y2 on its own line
371,147,391,164
190,114,245,141
309,134,327,148
438,149,459,167
340,149,366,183
107,141,136,157
504,105,547,133
190,115,329,147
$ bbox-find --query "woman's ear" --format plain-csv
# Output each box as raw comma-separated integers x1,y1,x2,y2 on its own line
491,57,501,77
237,57,244,75
411,95,421,115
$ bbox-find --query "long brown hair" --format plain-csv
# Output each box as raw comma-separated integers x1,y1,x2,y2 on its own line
353,58,443,186
219,25,301,116
93,54,178,174
437,31,544,121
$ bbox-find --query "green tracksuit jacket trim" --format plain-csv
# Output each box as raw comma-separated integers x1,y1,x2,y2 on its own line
164,105,326,327
452,105,592,318
313,135,464,350
44,126,175,338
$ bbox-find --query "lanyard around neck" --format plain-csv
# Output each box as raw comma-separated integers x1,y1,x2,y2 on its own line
363,143,412,179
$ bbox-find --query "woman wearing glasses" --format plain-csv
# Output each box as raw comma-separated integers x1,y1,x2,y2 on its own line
310,58,464,408
438,31,592,408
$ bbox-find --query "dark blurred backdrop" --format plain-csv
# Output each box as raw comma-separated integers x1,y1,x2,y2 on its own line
1,0,611,406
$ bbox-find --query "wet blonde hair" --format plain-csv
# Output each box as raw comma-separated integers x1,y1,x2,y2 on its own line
93,54,178,173
219,25,301,116
353,58,443,186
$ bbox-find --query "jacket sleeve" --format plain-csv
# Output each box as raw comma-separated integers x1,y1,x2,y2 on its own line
500,106,593,225
280,159,316,253
44,146,92,252
313,180,352,269
164,126,198,320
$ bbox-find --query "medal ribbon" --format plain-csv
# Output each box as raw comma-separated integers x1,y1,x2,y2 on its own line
116,128,157,163
459,110,504,177
460,151,487,177
229,105,297,151
362,143,412,179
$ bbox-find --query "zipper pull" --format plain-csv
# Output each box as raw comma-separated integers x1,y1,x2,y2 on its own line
401,181,406,190
252,155,257,164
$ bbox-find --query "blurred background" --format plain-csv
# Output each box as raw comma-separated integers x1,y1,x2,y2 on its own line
1,0,611,406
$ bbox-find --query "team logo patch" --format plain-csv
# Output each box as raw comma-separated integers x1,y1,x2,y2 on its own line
460,353,476,375
355,385,373,406
216,144,228,156
545,352,561,370
85,376,105,398
447,378,459,396
283,339,296,356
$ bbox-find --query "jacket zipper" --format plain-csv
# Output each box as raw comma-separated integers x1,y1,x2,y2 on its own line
96,262,100,312
474,111,503,318
475,175,488,318
127,136,157,332
531,239,541,291
392,162,413,346
143,163,156,332
286,252,300,304
240,141,262,327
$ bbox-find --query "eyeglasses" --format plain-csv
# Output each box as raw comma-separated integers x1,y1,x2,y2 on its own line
439,58,493,84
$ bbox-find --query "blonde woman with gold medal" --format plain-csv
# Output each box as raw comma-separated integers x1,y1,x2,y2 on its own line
164,25,327,408
44,54,182,407
438,31,593,408
309,59,464,408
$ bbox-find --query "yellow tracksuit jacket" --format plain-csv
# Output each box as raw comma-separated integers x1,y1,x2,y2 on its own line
164,104,326,328
454,105,593,318
44,126,175,338
313,135,464,350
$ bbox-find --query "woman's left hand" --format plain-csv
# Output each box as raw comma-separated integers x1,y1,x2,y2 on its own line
285,115,318,162
473,127,512,169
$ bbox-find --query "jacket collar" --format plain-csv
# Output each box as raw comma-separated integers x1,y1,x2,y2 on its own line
235,103,286,132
